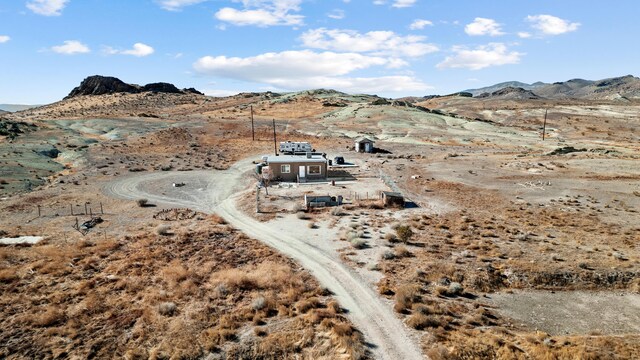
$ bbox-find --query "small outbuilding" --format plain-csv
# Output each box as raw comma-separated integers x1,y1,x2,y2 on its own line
355,137,375,153
381,191,404,208
265,154,328,183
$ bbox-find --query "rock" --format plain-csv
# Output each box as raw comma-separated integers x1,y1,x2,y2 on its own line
38,147,60,158
370,98,390,105
183,87,204,95
143,82,182,94
547,146,587,156
322,101,347,107
65,75,141,99
65,75,205,99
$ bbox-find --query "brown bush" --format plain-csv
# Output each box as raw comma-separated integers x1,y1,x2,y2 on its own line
406,312,442,330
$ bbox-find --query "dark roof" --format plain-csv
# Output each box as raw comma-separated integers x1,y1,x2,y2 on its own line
355,137,375,143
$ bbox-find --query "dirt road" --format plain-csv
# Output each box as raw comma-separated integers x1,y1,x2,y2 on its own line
104,159,425,360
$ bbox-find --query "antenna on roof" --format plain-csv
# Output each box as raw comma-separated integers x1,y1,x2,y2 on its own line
272,118,278,156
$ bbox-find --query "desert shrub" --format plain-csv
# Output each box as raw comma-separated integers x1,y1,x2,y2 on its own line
406,312,443,330
156,225,171,236
395,225,414,243
295,297,321,313
32,306,65,327
158,302,177,316
384,233,397,242
350,239,367,249
0,268,18,283
395,245,412,258
448,282,464,296
331,207,346,216
296,212,311,220
293,203,305,213
136,198,149,207
381,250,395,260
308,222,317,229
395,284,421,313
251,296,267,311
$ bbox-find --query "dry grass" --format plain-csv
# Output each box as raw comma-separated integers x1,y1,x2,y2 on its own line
0,220,367,359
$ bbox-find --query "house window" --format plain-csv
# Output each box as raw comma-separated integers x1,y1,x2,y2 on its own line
281,164,291,173
308,165,321,175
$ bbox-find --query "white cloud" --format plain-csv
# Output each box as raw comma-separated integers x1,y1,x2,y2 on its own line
372,0,416,7
104,43,155,57
464,17,505,36
157,0,207,11
51,40,90,55
192,50,429,93
437,43,522,70
215,0,304,27
0,35,10,43
392,0,416,8
409,19,433,30
327,9,345,20
26,0,68,16
517,32,532,38
300,28,438,58
194,50,392,79
526,14,580,35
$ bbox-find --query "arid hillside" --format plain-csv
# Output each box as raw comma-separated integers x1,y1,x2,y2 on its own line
2,76,640,359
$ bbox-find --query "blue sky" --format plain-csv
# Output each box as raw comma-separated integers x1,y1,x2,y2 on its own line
0,0,638,104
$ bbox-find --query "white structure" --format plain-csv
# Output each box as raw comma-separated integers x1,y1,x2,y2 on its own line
279,141,312,154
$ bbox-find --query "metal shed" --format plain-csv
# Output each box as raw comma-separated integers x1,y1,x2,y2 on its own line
355,137,375,153
381,191,404,208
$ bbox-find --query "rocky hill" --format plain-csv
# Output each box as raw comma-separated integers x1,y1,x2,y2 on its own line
476,86,542,100
465,75,640,100
65,75,204,99
535,75,640,100
465,81,547,97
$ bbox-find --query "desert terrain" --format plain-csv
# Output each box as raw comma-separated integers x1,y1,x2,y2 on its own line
1,75,639,359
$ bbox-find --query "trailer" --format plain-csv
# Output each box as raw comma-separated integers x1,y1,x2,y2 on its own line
279,141,313,154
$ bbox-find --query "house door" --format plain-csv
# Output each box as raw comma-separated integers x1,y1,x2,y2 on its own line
299,166,306,178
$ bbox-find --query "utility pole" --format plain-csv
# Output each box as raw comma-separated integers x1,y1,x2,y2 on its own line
272,118,278,155
250,105,255,141
542,109,548,141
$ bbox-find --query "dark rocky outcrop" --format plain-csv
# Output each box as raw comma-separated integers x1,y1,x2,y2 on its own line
370,98,390,105
64,75,204,99
183,87,204,95
142,82,182,94
65,76,141,99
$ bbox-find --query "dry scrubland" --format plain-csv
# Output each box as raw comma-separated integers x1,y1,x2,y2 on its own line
2,89,640,359
0,215,366,359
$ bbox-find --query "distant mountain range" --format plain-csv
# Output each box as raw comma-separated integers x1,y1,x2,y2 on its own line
0,104,40,113
463,75,640,100
464,81,548,97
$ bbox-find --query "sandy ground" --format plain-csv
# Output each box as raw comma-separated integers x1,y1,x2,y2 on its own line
103,157,424,360
487,290,640,335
